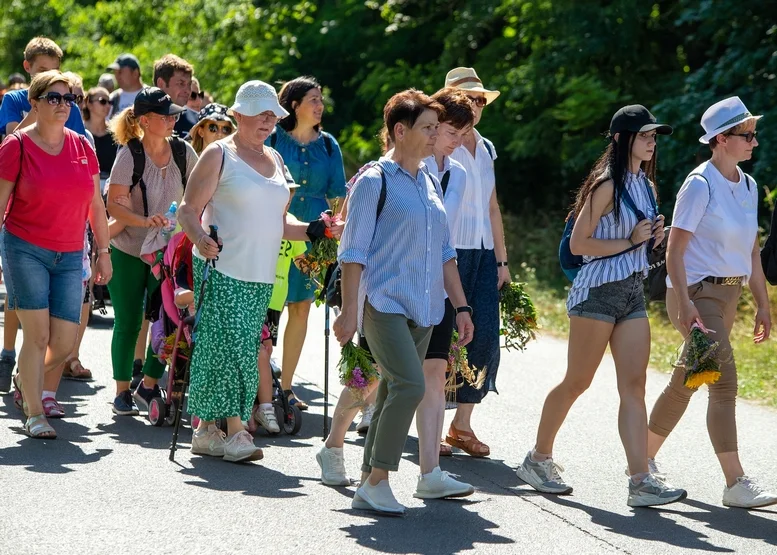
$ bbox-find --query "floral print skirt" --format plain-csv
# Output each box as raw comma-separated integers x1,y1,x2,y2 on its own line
188,256,272,422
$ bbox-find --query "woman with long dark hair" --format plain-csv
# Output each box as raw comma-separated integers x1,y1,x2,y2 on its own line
516,105,686,507
267,76,347,410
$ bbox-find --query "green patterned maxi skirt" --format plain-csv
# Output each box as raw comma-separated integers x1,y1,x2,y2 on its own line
188,256,273,422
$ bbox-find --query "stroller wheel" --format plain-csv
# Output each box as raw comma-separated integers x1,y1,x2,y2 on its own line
164,400,178,427
148,397,167,427
282,404,303,435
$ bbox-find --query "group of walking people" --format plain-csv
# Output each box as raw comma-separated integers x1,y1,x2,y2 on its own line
0,35,775,514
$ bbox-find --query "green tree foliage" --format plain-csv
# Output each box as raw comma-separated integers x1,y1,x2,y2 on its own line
2,0,776,222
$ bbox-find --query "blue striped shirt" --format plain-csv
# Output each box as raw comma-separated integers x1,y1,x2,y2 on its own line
338,159,457,331
566,171,658,312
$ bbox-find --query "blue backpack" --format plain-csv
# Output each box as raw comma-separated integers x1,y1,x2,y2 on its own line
559,178,657,282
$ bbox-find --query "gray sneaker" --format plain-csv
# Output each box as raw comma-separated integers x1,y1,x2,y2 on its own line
624,458,665,479
627,474,687,507
516,451,573,495
0,356,14,393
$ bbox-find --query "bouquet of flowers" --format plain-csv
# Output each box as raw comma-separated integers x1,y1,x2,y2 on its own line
303,211,340,297
338,341,379,404
445,330,485,400
155,331,191,365
499,282,540,351
679,324,722,389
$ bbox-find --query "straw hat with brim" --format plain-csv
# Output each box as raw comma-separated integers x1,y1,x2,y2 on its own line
444,67,500,105
228,80,289,118
699,96,762,144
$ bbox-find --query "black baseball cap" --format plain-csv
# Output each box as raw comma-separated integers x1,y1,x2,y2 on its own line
108,53,140,71
133,87,186,116
610,105,672,136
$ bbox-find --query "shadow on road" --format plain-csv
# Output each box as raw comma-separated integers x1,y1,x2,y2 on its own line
337,498,514,554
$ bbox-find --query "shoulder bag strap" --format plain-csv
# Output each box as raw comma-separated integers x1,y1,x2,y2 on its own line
440,170,451,196
4,132,24,224
375,165,387,220
127,138,149,217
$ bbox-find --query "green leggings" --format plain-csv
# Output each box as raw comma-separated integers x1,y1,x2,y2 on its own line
107,247,165,381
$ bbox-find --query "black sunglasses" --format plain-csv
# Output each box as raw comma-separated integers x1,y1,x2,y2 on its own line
190,91,205,100
467,95,487,108
727,131,758,143
207,123,234,135
37,92,77,106
90,97,109,105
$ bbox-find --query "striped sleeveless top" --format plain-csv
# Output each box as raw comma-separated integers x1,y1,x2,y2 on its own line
566,171,658,312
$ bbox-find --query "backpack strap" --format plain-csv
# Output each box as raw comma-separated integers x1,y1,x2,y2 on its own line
744,173,751,191
169,136,188,190
440,170,451,196
483,139,495,160
376,166,387,220
127,138,149,217
323,134,333,157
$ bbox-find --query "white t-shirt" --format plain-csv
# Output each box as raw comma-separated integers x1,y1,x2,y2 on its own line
669,161,758,287
422,154,466,237
111,88,142,117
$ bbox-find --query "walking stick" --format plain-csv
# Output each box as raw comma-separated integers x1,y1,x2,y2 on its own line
323,297,330,440
170,225,220,462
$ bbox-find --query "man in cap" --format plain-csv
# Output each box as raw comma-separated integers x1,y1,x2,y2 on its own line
153,53,198,138
108,53,144,117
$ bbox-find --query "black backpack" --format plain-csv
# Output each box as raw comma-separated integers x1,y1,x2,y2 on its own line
761,203,777,286
127,136,188,217
322,165,387,308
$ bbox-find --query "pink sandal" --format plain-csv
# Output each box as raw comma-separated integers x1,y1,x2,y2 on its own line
12,374,23,411
42,397,66,419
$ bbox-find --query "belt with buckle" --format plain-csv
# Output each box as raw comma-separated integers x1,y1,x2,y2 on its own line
703,276,744,286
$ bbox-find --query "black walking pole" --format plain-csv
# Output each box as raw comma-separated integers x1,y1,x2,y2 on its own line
323,297,330,440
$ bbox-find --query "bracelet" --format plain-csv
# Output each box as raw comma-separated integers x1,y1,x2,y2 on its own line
628,237,635,247
97,247,111,255
455,305,473,316
496,261,508,267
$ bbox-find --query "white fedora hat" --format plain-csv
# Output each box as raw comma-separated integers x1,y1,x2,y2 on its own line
229,80,289,118
444,67,500,105
699,96,762,144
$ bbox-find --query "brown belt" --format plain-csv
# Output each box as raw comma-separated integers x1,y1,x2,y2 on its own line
703,276,744,286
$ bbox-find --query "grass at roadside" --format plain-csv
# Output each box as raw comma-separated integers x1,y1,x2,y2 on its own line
514,265,777,408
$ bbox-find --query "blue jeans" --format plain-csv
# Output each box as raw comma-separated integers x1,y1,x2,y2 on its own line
1,229,83,323
455,246,500,403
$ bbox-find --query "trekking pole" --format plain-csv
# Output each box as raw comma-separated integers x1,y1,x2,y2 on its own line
170,225,220,462
323,296,330,440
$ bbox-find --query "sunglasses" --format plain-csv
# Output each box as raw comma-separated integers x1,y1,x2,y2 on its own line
90,97,109,105
467,95,487,108
37,92,77,106
190,91,205,100
207,123,234,135
727,131,758,143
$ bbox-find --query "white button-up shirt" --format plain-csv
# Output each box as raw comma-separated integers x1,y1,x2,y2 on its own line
449,129,497,249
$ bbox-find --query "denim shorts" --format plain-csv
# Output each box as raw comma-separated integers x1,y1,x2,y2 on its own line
1,229,84,323
568,273,647,324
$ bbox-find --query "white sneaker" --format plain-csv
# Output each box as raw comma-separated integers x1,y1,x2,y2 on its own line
516,451,573,495
356,405,375,435
414,467,475,499
223,430,264,463
191,425,226,457
624,458,665,478
316,446,351,486
356,480,405,514
256,406,280,434
352,490,371,510
723,476,777,509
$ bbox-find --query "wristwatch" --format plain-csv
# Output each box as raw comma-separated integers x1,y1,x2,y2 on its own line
97,247,112,256
455,305,473,316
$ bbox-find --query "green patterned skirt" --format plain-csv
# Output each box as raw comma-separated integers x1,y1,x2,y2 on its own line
188,256,272,422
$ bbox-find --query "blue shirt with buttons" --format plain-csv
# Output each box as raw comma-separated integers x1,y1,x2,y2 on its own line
338,159,457,331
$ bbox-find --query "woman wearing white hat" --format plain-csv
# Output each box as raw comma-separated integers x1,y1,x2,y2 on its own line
178,80,332,463
647,96,777,508
443,67,507,457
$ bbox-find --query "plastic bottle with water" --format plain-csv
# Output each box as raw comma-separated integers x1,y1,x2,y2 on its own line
162,201,177,240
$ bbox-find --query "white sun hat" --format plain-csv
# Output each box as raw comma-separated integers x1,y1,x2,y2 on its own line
229,80,289,118
699,96,762,144
444,67,500,105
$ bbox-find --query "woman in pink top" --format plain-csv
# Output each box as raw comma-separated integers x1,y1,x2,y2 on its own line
0,70,111,439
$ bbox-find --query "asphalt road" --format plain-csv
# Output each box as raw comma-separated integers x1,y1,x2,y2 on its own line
0,297,775,555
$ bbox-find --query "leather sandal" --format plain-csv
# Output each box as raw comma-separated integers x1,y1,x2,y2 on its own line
440,443,453,457
445,424,490,458
62,358,93,381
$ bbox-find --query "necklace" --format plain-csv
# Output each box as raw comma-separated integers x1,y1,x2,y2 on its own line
237,135,265,156
35,131,64,151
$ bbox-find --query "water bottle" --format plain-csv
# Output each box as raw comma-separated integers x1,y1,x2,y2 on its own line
162,201,178,240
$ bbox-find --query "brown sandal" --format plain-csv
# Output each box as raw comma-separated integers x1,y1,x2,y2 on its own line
439,443,453,457
62,358,93,381
445,424,490,458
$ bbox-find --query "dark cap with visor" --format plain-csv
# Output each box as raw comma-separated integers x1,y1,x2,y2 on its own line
133,87,186,117
610,105,672,136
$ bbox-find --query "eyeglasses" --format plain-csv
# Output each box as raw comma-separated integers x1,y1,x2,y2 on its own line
256,112,279,123
90,97,109,105
37,92,77,106
150,113,180,123
467,95,487,108
207,123,234,135
190,91,205,100
726,131,758,143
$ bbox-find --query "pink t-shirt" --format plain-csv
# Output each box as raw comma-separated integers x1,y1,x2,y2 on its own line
0,129,98,252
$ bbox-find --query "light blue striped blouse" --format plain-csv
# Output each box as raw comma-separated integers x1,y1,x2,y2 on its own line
338,159,457,331
566,171,658,312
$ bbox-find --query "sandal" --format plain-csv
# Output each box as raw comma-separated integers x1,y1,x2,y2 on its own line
440,443,453,457
12,374,23,412
62,358,93,381
24,414,57,439
445,424,490,458
284,389,308,411
42,397,66,419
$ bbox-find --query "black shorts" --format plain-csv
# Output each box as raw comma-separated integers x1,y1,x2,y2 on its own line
264,308,281,346
425,299,454,360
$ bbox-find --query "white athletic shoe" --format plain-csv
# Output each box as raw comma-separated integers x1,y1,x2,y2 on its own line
223,430,263,463
356,480,405,514
414,467,475,499
723,477,777,509
356,405,375,435
255,405,280,434
316,446,350,486
516,451,573,495
191,425,226,457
